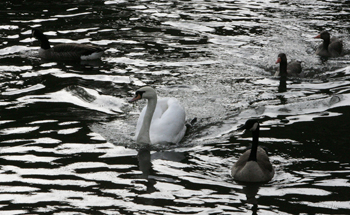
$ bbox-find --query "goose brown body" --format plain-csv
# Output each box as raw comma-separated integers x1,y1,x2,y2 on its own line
32,28,104,61
232,147,274,182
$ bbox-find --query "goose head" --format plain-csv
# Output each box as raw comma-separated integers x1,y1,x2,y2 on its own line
237,119,259,132
31,28,50,49
315,31,330,41
315,31,330,40
31,28,44,40
275,53,287,64
129,86,157,103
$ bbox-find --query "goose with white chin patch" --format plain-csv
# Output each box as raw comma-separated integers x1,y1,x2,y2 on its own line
129,86,186,145
231,119,274,183
31,28,104,61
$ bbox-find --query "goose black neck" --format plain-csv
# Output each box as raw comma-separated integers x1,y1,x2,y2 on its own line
323,38,330,50
248,125,259,161
279,60,287,77
278,59,287,92
278,77,287,92
35,31,51,50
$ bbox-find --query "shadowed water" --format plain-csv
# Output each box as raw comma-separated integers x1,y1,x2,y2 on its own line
1,0,350,214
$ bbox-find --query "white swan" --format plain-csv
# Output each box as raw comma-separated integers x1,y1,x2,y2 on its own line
129,86,186,145
231,119,275,183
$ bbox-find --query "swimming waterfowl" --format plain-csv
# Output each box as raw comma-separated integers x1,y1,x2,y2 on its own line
31,28,104,61
315,31,343,57
129,86,186,145
231,119,275,183
275,53,302,77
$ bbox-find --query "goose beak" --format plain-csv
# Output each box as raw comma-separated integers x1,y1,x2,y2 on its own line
275,57,281,64
314,34,321,39
128,94,142,103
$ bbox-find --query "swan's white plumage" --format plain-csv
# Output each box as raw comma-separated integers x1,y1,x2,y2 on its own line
136,97,186,144
131,87,186,145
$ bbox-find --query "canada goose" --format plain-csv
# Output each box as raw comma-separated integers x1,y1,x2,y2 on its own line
275,53,302,77
231,119,275,182
31,28,104,61
129,86,186,145
315,31,343,57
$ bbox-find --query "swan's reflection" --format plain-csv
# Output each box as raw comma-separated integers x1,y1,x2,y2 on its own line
137,146,186,193
137,147,156,193
137,147,186,179
137,147,153,179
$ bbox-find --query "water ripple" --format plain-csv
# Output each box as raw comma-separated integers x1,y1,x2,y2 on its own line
0,0,350,214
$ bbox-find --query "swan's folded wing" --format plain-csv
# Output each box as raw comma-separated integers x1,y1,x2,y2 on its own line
150,98,186,144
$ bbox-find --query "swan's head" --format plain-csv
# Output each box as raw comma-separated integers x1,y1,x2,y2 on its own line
276,53,287,64
129,86,157,103
237,119,260,132
315,31,330,41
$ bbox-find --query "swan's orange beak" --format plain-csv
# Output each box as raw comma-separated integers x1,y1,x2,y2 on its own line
275,57,281,64
314,34,321,39
129,94,142,103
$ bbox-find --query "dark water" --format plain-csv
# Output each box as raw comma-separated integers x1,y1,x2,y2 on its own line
1,0,350,214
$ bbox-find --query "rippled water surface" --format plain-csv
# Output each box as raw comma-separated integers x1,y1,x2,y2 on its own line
1,0,350,214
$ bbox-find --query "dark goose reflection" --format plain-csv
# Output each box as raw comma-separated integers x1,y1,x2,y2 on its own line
278,75,287,93
236,182,263,215
242,183,261,206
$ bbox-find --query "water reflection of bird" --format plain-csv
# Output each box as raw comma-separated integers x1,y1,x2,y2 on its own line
137,147,153,179
137,148,186,194
242,183,260,205
241,183,261,215
231,119,275,182
315,30,343,57
31,28,104,61
129,86,186,145
137,147,156,193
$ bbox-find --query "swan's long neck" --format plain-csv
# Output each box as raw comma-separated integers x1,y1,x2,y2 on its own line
248,125,259,162
137,96,157,144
